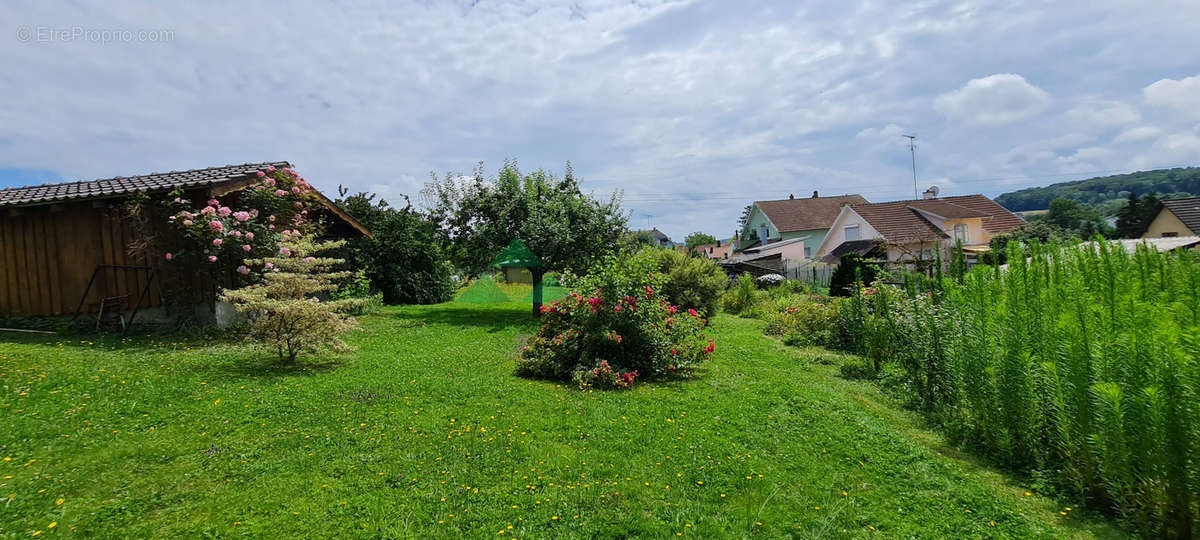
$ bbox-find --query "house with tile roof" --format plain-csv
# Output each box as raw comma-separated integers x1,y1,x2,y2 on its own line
0,162,370,320
1142,197,1200,238
814,193,1024,267
737,192,867,259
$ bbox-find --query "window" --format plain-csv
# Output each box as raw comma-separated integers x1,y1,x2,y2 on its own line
844,224,860,241
1163,231,1179,237
804,246,812,258
954,223,969,244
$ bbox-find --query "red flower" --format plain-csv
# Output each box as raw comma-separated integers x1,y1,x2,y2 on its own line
668,305,677,314
644,286,654,298
687,308,699,317
703,338,715,354
671,349,678,355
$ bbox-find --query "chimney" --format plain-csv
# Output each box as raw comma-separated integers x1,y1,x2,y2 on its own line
812,190,819,198
789,193,794,199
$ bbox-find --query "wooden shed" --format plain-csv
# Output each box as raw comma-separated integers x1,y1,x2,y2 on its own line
0,162,370,319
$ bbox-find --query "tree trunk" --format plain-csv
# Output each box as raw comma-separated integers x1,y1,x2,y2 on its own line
531,268,544,317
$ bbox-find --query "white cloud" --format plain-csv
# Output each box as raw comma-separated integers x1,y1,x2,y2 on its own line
1,1,1199,238
1144,74,1200,119
934,74,1051,126
1065,99,1140,128
1113,126,1162,144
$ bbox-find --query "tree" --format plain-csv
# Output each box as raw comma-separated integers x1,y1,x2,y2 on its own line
1114,192,1162,238
684,232,718,251
1044,198,1113,238
335,188,454,305
423,160,629,276
829,253,880,297
221,235,361,363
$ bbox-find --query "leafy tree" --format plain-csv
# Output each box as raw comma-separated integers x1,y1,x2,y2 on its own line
335,189,455,305
221,235,361,363
829,253,879,297
1043,198,1113,238
423,160,629,276
684,232,718,250
622,230,659,250
1114,192,1162,238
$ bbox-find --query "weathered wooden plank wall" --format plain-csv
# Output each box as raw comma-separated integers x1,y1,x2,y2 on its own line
0,204,162,317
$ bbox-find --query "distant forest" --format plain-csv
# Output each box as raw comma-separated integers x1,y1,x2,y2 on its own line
995,167,1200,213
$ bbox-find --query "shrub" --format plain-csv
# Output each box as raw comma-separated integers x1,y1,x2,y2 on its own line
515,250,714,387
755,273,784,288
335,190,455,305
220,235,361,363
763,299,839,347
332,270,383,315
828,253,880,297
721,273,759,315
646,248,727,316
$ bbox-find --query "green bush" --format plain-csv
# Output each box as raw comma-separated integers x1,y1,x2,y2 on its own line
763,299,839,347
721,273,760,315
646,248,727,316
515,250,715,387
828,253,880,297
335,190,455,305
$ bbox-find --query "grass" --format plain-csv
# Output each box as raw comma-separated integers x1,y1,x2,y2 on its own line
0,303,1127,538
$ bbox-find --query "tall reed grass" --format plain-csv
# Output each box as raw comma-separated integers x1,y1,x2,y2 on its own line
871,241,1198,537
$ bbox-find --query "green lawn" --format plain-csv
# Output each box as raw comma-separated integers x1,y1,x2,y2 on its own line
0,303,1126,538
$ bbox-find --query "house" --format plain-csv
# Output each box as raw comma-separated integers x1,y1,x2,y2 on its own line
737,192,867,259
691,239,732,260
0,162,370,319
634,228,674,248
814,191,1024,267
1142,197,1200,238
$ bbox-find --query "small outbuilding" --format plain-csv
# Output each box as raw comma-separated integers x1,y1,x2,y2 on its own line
0,162,370,320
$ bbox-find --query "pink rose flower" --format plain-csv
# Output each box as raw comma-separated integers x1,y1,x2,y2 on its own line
242,245,251,252
182,219,193,226
249,209,259,217
208,255,218,262
233,211,250,222
208,220,224,232
294,201,303,208
256,171,265,177
217,207,232,217
303,256,316,262
164,253,173,261
266,178,276,186
268,215,276,222
246,232,254,240
236,265,250,275
212,238,223,246
292,186,301,194
200,206,215,215
265,165,276,172
207,199,219,206
275,189,288,197
269,224,276,230
264,262,274,269
279,248,291,256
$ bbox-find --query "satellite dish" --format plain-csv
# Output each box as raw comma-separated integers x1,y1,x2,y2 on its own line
928,185,939,196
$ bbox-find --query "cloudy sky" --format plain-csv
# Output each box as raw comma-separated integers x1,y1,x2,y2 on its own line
3,1,1199,240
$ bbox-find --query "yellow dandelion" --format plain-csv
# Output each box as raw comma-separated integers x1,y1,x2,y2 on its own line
55,498,64,505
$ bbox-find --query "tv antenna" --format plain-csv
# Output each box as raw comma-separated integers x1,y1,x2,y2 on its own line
903,134,918,199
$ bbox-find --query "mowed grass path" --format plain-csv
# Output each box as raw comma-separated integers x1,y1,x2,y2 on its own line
0,304,1125,538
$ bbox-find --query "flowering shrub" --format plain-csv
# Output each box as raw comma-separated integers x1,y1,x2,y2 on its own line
157,166,317,287
755,273,785,288
762,297,840,347
515,250,714,388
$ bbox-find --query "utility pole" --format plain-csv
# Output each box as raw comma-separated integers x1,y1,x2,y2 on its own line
903,134,918,199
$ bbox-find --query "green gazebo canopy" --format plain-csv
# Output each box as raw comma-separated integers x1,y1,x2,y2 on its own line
491,238,542,268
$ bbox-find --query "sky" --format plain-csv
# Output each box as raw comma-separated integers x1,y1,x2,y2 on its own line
2,1,1199,241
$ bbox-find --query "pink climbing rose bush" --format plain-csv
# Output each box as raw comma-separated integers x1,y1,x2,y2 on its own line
159,166,317,279
515,250,714,389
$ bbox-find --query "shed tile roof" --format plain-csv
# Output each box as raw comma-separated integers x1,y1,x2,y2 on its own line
1161,197,1200,234
0,162,289,208
755,194,867,232
850,194,1024,243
